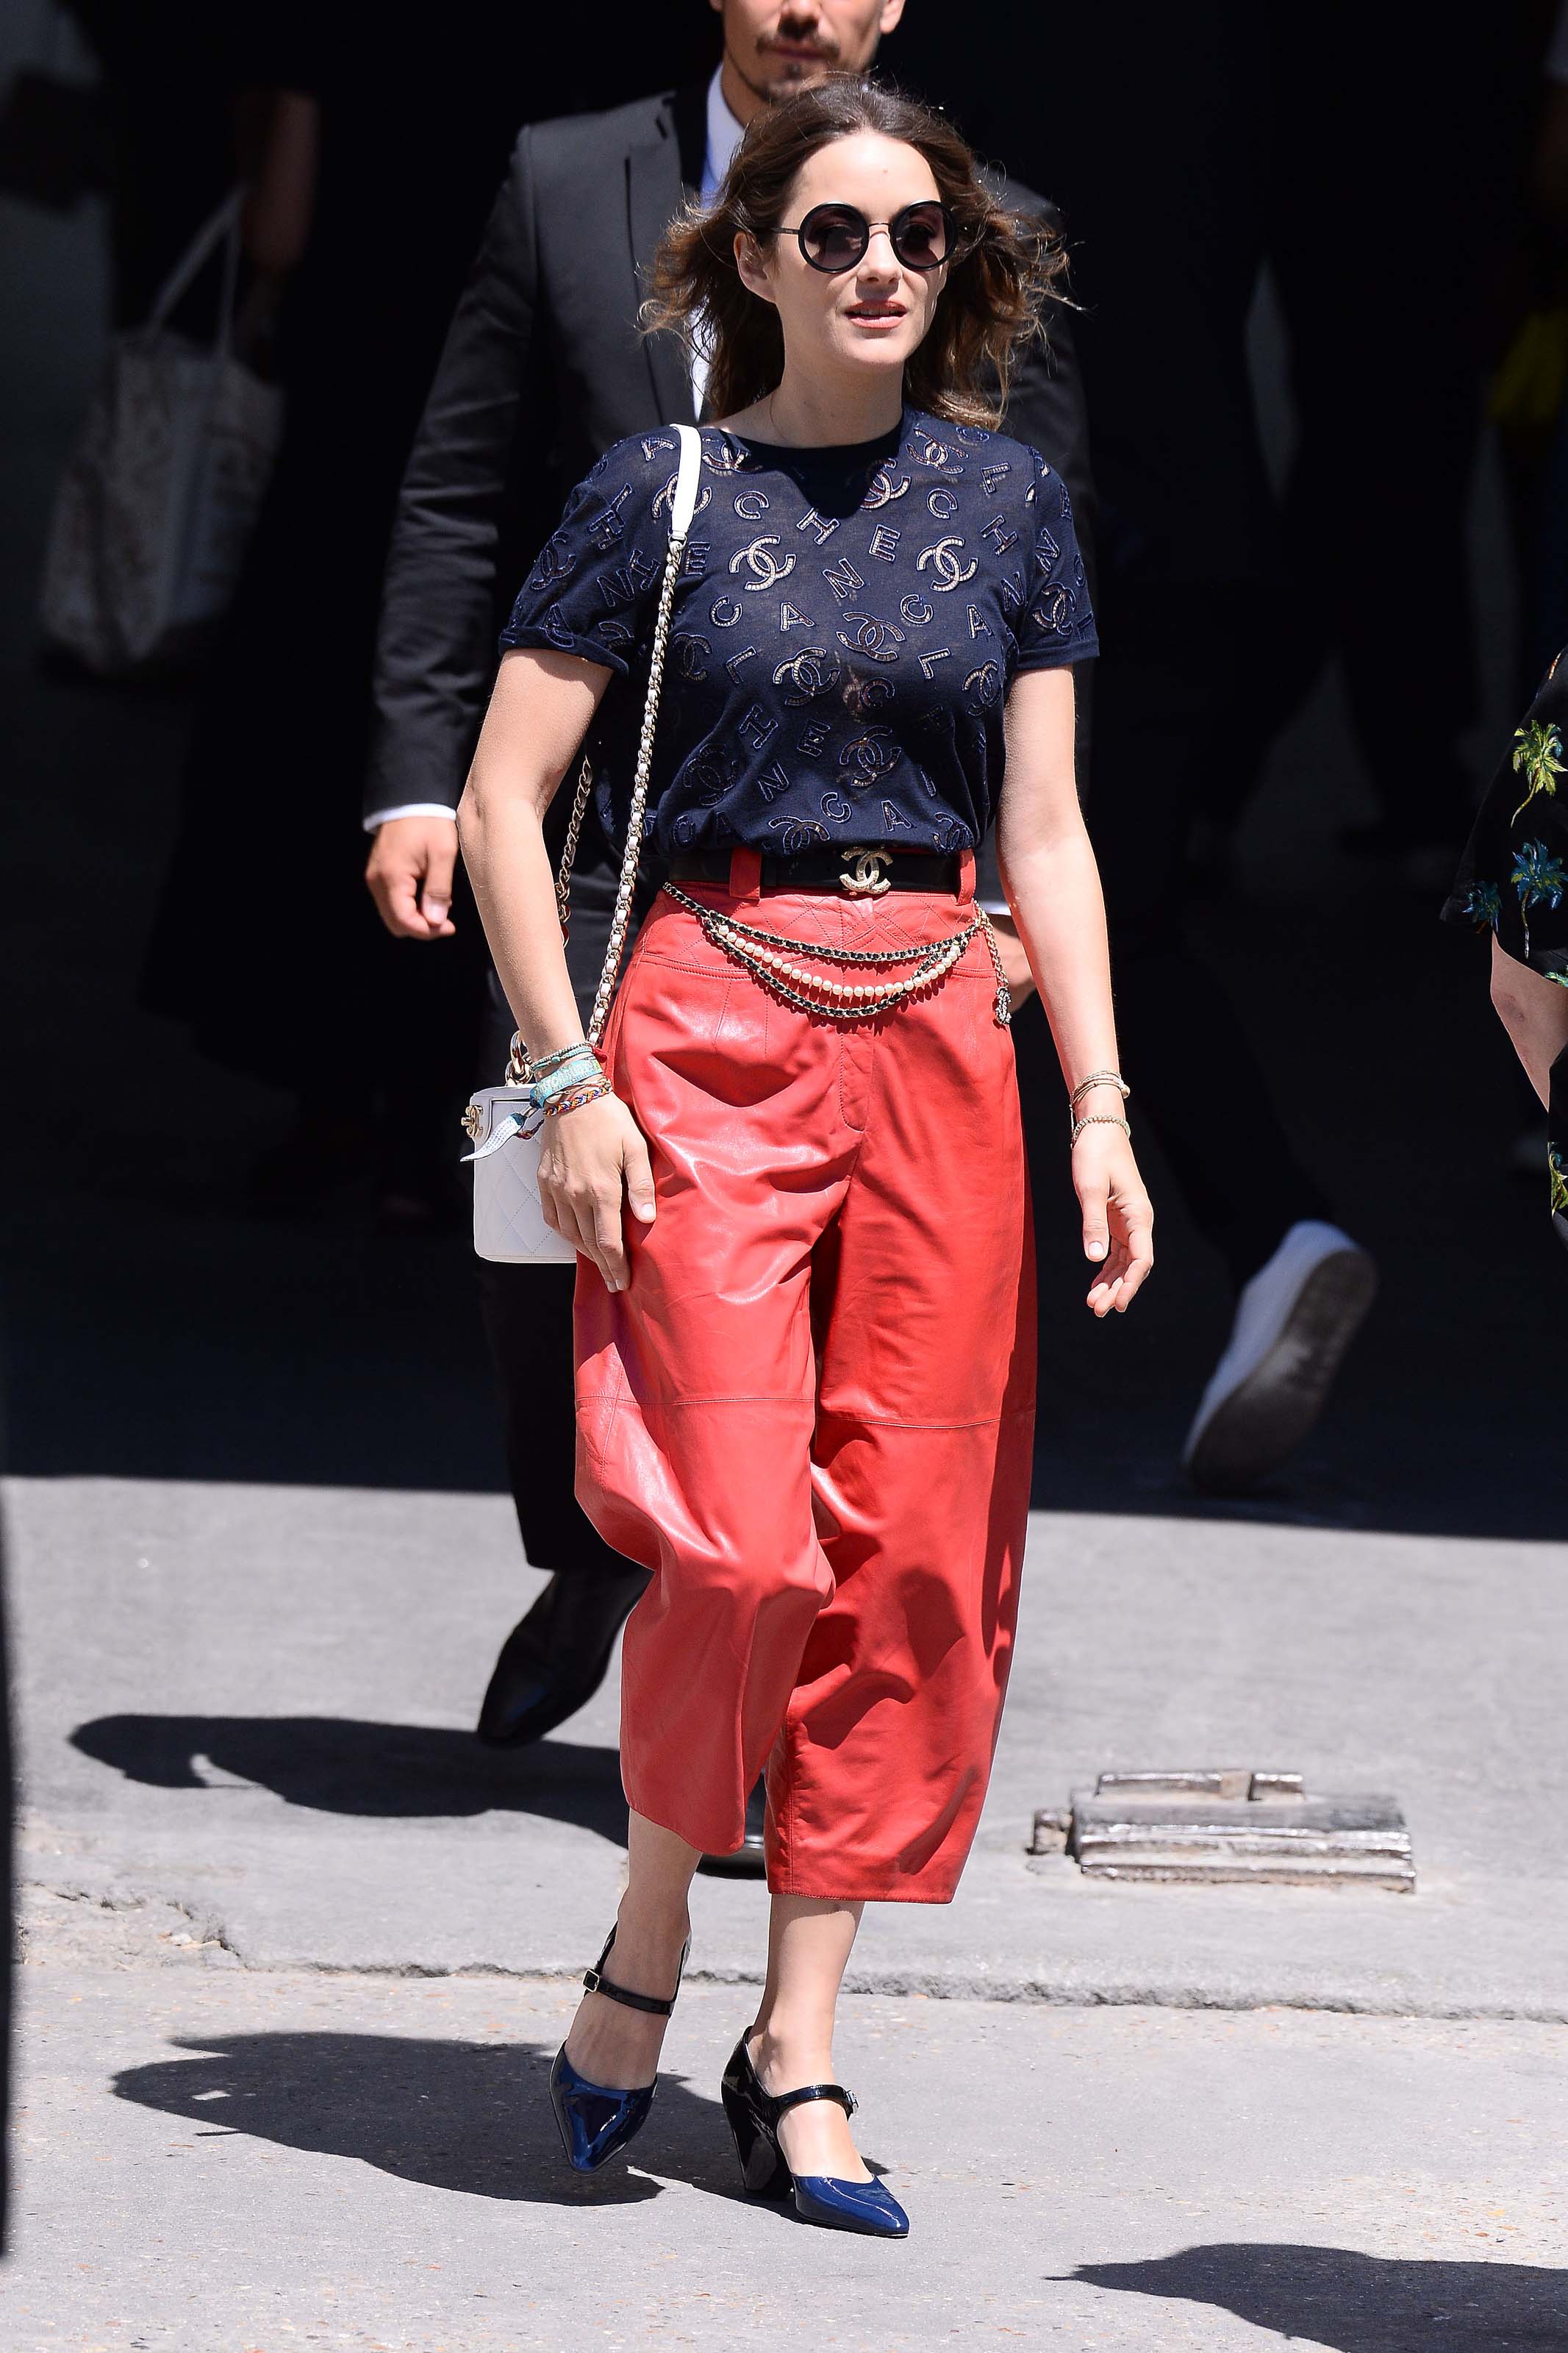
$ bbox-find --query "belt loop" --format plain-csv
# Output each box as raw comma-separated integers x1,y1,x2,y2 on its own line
729,848,763,903
957,848,976,904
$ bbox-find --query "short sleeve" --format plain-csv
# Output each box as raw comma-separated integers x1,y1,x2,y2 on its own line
1013,457,1098,671
498,436,670,676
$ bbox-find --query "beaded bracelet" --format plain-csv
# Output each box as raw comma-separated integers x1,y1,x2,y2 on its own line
1070,1070,1130,1110
1070,1113,1131,1146
531,1044,597,1077
543,1076,613,1120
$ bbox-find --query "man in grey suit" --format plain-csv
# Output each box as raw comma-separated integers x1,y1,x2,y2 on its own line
361,0,1092,1854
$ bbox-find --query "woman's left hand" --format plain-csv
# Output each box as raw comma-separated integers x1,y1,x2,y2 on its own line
1072,1126,1154,1315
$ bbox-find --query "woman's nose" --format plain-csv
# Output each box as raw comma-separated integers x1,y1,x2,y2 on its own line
858,228,900,279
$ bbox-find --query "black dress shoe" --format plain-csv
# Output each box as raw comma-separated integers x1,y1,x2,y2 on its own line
476,1564,650,1746
698,1777,768,1878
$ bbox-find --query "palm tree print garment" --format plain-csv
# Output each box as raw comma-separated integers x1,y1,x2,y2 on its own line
1444,646,1568,1243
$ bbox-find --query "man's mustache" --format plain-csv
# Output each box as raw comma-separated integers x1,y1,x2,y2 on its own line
759,36,842,65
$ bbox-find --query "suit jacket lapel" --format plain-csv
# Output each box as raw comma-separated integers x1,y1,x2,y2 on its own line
628,90,700,426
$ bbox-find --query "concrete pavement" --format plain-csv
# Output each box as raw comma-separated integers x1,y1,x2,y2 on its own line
9,1468,1567,2345
10,1476,1568,2018
9,1930,1565,2352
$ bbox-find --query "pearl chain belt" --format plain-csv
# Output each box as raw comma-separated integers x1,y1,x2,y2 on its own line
660,880,1013,1027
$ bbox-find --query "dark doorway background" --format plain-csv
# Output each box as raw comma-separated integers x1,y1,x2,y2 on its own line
1,7,1558,1540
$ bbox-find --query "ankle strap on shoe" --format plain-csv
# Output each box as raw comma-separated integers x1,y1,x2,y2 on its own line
582,1964,676,2015
582,1927,685,2017
771,2081,858,2119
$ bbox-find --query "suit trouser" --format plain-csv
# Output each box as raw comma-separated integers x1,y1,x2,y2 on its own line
572,855,1037,1903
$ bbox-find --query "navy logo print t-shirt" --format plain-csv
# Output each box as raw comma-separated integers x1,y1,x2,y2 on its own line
499,406,1097,859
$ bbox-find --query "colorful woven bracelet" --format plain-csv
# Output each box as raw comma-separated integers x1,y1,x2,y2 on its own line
543,1076,613,1120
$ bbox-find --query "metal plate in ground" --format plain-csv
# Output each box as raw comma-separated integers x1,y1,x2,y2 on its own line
1037,1768,1416,1893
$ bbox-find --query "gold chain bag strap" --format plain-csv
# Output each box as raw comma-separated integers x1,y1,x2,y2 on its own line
462,424,702,1264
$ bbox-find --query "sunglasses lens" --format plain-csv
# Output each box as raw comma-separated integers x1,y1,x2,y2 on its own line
893,204,950,268
800,207,867,271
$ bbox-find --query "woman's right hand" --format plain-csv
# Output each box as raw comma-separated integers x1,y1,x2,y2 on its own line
537,1093,657,1292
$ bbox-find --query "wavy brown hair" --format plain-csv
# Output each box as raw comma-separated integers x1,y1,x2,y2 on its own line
640,78,1067,431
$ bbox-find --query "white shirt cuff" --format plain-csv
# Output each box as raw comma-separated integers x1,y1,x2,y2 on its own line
363,802,459,832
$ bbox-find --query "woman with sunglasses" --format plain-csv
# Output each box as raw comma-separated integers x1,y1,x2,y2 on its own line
458,76,1153,2238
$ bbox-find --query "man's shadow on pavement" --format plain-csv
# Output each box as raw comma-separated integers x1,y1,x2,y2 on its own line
112,2030,748,2208
71,1715,628,1840
1063,2246,1567,2352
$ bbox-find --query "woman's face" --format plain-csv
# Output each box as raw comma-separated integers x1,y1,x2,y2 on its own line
737,132,949,394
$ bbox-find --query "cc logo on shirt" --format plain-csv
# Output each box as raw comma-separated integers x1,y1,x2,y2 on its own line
839,727,902,781
530,535,576,588
654,475,712,521
730,535,796,592
836,613,906,664
864,465,911,508
773,647,840,701
917,538,979,593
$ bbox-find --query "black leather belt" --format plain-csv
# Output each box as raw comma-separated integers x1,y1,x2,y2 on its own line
667,847,964,896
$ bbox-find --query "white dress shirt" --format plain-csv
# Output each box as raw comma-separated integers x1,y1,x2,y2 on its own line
367,71,742,832
687,69,745,424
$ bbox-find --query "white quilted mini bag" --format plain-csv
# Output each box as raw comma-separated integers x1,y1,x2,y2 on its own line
463,422,702,1263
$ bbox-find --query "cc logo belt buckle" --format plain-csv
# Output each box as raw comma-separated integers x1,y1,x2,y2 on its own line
840,847,892,897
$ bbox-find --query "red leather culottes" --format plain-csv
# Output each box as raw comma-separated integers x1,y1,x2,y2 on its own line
574,849,1036,1903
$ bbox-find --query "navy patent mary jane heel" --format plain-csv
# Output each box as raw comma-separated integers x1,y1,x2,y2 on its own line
548,1927,688,2173
720,2035,909,2238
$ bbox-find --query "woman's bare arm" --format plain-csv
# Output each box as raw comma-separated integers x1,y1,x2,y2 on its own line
458,647,656,1290
459,646,611,1057
996,665,1153,1314
1491,933,1568,1107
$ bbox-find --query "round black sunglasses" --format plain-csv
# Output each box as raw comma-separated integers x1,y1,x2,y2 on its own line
765,200,962,275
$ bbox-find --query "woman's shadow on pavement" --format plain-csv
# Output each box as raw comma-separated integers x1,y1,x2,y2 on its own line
113,2029,743,2209
1063,2246,1567,2352
70,1713,628,1840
